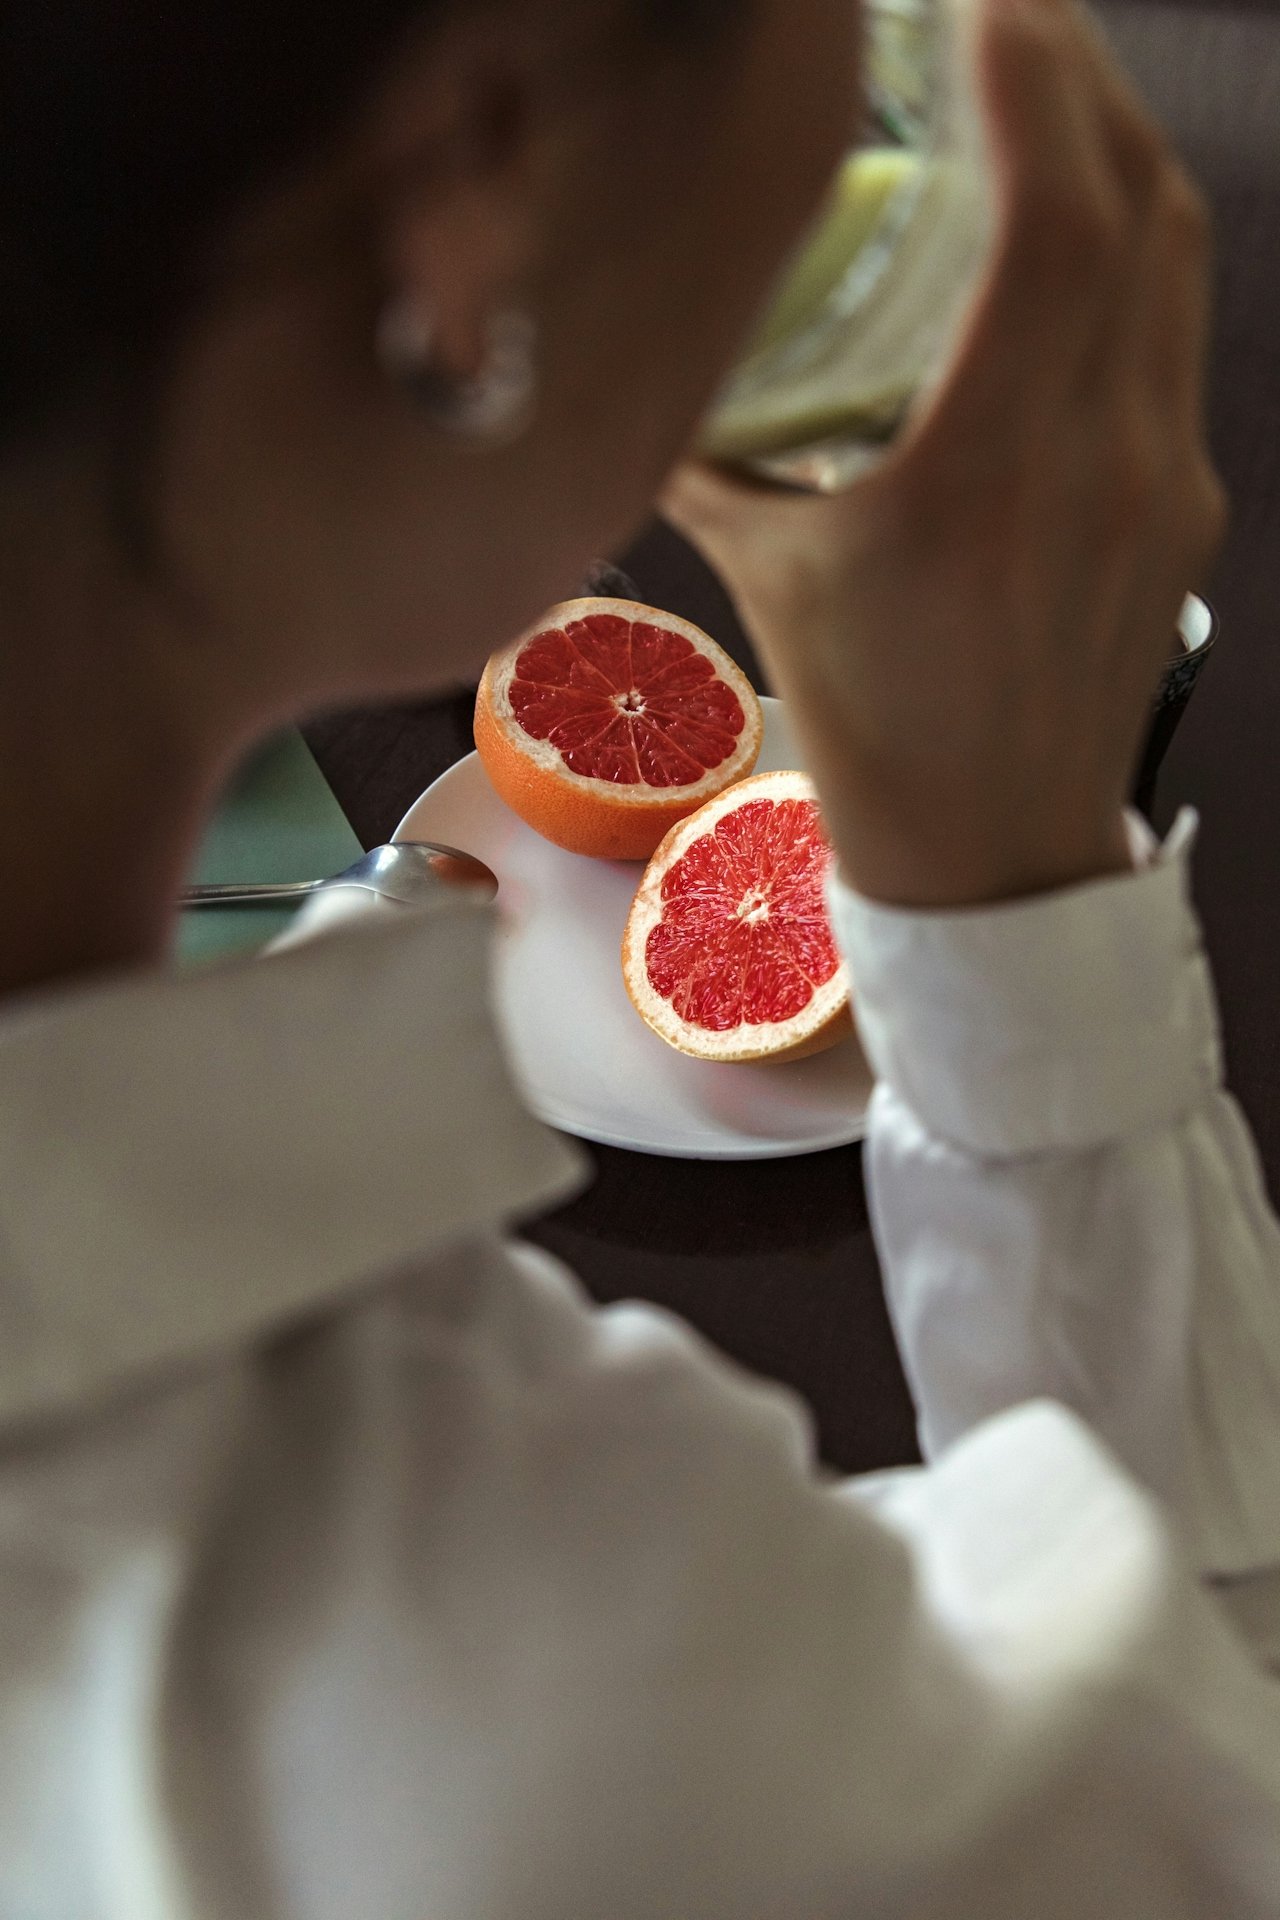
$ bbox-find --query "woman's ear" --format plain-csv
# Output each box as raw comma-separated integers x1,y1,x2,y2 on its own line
360,13,550,383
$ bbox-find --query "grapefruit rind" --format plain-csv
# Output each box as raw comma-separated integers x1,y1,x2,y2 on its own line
622,770,854,1064
475,598,763,862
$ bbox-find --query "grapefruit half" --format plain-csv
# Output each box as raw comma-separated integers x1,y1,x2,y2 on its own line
623,770,853,1063
475,598,762,860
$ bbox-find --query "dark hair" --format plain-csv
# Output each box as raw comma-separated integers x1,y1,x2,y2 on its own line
0,0,735,446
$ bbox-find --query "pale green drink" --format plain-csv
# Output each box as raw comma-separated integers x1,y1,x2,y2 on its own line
701,149,922,463
698,0,992,492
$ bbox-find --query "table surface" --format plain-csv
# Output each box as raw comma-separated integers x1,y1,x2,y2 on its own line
306,0,1280,1478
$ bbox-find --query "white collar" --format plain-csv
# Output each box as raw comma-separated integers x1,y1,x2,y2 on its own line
0,900,585,1433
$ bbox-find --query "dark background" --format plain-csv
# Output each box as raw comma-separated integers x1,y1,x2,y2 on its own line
307,0,1280,1476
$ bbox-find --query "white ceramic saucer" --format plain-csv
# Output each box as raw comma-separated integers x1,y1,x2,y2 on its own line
395,698,872,1160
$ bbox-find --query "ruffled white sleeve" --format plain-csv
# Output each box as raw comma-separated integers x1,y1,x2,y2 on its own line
831,817,1280,1591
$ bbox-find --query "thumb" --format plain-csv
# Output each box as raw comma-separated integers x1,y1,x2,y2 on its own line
659,459,812,578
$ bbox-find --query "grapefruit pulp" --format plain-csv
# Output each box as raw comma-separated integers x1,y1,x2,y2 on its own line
475,598,762,860
623,770,853,1063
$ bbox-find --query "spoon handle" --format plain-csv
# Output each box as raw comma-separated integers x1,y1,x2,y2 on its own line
182,880,322,905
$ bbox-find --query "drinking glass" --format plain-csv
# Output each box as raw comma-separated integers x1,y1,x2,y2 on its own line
698,0,994,493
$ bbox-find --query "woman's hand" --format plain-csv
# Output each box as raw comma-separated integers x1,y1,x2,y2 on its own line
663,0,1225,909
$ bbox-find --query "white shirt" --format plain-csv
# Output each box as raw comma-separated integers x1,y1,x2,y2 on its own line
1,822,1279,1918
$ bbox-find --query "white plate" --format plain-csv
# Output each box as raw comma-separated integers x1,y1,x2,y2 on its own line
396,698,872,1160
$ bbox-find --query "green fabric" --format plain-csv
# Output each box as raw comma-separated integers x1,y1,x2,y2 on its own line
177,731,364,970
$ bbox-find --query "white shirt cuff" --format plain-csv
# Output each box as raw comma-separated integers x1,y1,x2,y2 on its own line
829,813,1223,1159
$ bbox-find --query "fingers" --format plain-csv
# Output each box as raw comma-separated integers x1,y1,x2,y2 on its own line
882,0,1125,473
971,0,1128,360
1147,165,1215,449
895,0,1218,530
937,0,1193,387
981,0,1125,277
1073,11,1210,423
1071,7,1225,578
667,0,1226,684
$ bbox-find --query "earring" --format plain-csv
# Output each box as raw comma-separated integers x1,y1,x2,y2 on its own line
376,299,539,446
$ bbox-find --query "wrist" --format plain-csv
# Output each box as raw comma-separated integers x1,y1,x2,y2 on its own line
829,807,1135,911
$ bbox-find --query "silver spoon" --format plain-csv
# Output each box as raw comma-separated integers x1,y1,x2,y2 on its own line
182,841,498,909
